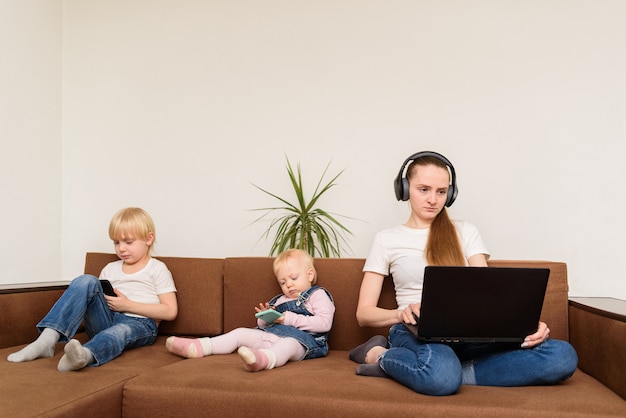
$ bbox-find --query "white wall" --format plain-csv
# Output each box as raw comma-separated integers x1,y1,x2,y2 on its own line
0,1,62,284
4,1,626,300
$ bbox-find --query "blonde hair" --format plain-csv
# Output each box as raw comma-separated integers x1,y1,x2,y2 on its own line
273,248,318,284
108,207,156,254
406,157,465,266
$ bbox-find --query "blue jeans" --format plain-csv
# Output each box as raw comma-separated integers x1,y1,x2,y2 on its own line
380,324,578,396
37,274,158,366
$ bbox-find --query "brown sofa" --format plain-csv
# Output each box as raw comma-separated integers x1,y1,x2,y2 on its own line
1,254,625,417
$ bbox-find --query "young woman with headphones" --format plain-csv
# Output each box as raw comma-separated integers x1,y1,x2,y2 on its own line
348,151,577,396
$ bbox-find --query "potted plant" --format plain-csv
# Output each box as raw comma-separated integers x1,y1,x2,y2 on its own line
251,156,353,257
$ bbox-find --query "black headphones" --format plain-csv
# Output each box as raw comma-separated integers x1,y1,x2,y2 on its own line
393,151,458,207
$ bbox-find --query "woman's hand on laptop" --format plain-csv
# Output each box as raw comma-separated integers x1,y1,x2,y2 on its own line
521,321,550,348
400,303,421,325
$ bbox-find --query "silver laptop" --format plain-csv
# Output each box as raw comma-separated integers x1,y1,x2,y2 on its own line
404,266,549,343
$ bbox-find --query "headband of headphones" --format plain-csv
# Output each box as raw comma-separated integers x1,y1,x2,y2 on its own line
393,151,458,207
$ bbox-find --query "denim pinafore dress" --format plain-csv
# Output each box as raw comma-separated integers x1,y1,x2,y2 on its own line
262,285,334,360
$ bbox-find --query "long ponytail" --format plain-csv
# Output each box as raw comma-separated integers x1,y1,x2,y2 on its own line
425,208,465,266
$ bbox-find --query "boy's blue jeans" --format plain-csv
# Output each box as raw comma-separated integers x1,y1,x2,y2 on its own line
380,324,578,396
37,274,158,366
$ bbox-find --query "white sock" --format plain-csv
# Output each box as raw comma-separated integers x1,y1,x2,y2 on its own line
261,349,277,370
57,339,94,372
200,338,212,356
7,328,60,362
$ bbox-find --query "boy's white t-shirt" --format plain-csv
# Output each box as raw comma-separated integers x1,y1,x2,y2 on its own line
363,221,490,310
99,257,176,318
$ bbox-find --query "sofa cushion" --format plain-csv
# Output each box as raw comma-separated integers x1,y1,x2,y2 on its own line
122,349,626,417
0,336,181,417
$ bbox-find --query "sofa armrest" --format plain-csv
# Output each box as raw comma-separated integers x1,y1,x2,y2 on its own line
0,282,69,349
569,297,626,400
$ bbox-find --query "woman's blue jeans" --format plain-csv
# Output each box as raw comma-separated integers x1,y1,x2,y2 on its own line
380,324,578,396
36,274,158,366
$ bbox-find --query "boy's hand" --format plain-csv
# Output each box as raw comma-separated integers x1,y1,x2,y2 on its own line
105,290,129,312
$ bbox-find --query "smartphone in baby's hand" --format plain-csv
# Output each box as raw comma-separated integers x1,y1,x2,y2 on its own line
100,280,116,297
255,308,283,323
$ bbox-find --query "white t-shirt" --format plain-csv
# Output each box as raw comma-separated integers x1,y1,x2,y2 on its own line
363,221,490,310
99,258,176,318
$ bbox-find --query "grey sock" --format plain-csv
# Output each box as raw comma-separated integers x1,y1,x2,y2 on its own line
57,339,94,372
356,363,389,378
7,328,60,362
349,335,387,364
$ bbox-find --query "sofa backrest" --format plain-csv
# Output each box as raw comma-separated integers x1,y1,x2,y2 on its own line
84,254,569,351
222,257,570,350
84,253,224,336
222,257,398,351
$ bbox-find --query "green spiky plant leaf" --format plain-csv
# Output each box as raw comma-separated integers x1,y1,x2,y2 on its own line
251,157,353,257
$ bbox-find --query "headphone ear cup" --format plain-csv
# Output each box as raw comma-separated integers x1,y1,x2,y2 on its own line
401,178,410,201
393,176,402,201
446,184,458,207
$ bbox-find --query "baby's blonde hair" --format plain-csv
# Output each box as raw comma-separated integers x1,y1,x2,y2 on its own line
108,207,156,254
273,249,317,284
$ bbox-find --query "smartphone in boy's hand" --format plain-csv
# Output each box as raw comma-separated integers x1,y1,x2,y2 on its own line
100,280,116,297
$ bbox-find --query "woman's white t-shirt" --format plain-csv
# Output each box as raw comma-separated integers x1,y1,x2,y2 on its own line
363,221,490,310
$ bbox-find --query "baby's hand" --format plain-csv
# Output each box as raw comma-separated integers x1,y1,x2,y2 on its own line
254,302,271,313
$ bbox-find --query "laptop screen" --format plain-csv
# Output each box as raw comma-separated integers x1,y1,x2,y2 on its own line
411,266,549,343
